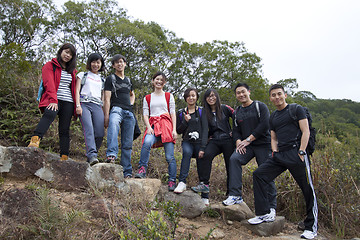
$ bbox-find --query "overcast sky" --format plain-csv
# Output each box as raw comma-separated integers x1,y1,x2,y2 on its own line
116,0,360,102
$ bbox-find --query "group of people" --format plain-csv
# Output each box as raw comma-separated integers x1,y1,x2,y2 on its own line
28,43,318,240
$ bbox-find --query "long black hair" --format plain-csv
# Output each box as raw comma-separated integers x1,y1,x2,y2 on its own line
203,89,222,121
56,43,77,74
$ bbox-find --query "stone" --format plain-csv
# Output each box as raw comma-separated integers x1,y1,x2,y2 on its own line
86,163,124,189
211,202,254,222
125,178,162,202
242,216,286,237
210,228,225,239
160,188,206,219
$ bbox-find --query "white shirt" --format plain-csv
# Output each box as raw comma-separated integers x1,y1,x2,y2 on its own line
143,93,175,117
77,71,103,104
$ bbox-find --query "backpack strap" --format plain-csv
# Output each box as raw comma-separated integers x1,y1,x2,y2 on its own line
255,100,260,119
110,74,118,97
165,92,170,113
146,92,171,115
80,72,88,93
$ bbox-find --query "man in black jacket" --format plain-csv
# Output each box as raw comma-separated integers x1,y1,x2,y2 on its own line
223,83,277,219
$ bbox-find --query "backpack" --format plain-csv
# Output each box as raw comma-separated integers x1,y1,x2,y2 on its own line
36,63,56,101
80,72,105,93
288,104,316,156
270,103,316,156
145,92,171,114
234,100,260,127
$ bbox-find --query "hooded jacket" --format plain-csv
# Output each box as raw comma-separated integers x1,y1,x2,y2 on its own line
38,58,77,113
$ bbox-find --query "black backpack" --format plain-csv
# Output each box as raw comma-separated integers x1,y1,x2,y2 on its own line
288,104,316,156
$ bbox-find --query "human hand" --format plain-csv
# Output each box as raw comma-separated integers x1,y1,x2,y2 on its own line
198,151,204,158
76,106,82,116
46,103,58,111
147,128,154,135
184,114,191,122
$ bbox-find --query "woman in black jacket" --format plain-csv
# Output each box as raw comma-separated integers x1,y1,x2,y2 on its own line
191,89,235,204
174,88,205,195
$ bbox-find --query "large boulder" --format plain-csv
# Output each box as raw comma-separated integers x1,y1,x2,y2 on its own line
86,163,124,189
158,188,206,219
211,202,254,221
242,216,286,237
125,178,162,202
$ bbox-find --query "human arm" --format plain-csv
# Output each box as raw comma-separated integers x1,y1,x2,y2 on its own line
170,111,177,139
199,109,209,158
130,90,135,105
75,75,82,115
298,118,310,161
176,110,190,134
103,90,111,128
270,130,278,154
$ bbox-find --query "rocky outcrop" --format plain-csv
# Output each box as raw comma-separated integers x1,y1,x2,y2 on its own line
158,187,207,219
211,202,254,221
242,216,286,237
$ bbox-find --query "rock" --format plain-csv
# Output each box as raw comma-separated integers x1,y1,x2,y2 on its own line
242,216,285,237
125,178,162,202
159,188,206,219
211,202,254,222
49,158,89,191
2,147,48,179
210,228,225,239
86,163,124,189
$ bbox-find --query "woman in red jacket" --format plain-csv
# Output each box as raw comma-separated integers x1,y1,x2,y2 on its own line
28,43,77,160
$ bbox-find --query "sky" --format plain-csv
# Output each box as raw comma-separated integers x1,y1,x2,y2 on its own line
115,0,360,102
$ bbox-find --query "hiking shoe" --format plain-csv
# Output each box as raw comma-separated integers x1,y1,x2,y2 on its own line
269,208,276,219
202,198,209,206
301,230,317,239
28,136,40,148
248,213,275,225
174,182,186,193
222,196,243,206
89,157,99,166
191,182,209,193
60,155,68,161
124,175,132,179
105,155,116,163
135,166,146,178
168,181,176,191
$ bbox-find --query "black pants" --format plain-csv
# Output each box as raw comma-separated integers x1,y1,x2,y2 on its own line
253,148,318,232
34,100,74,156
229,145,277,209
197,138,234,197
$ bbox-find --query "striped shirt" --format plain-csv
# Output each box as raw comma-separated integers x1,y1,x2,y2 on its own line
57,70,73,102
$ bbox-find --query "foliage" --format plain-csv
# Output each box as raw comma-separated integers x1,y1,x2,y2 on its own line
20,186,89,239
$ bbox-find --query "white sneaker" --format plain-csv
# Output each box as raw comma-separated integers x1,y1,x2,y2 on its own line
222,196,243,206
269,208,276,218
174,182,186,193
202,198,209,206
301,230,317,239
248,213,275,225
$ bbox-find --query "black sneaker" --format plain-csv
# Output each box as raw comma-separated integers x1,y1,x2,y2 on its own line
105,155,116,163
89,157,99,166
134,166,146,178
191,182,210,193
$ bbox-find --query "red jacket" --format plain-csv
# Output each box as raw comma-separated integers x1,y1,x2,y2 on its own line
39,58,77,114
142,113,176,148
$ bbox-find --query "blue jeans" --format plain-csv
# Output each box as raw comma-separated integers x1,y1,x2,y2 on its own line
79,102,104,161
179,141,201,183
138,134,177,182
107,107,135,177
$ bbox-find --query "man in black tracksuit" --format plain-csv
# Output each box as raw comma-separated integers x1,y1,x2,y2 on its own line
248,84,318,240
222,83,277,213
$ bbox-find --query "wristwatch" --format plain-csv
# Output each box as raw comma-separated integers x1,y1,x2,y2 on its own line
246,137,251,142
298,150,306,156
